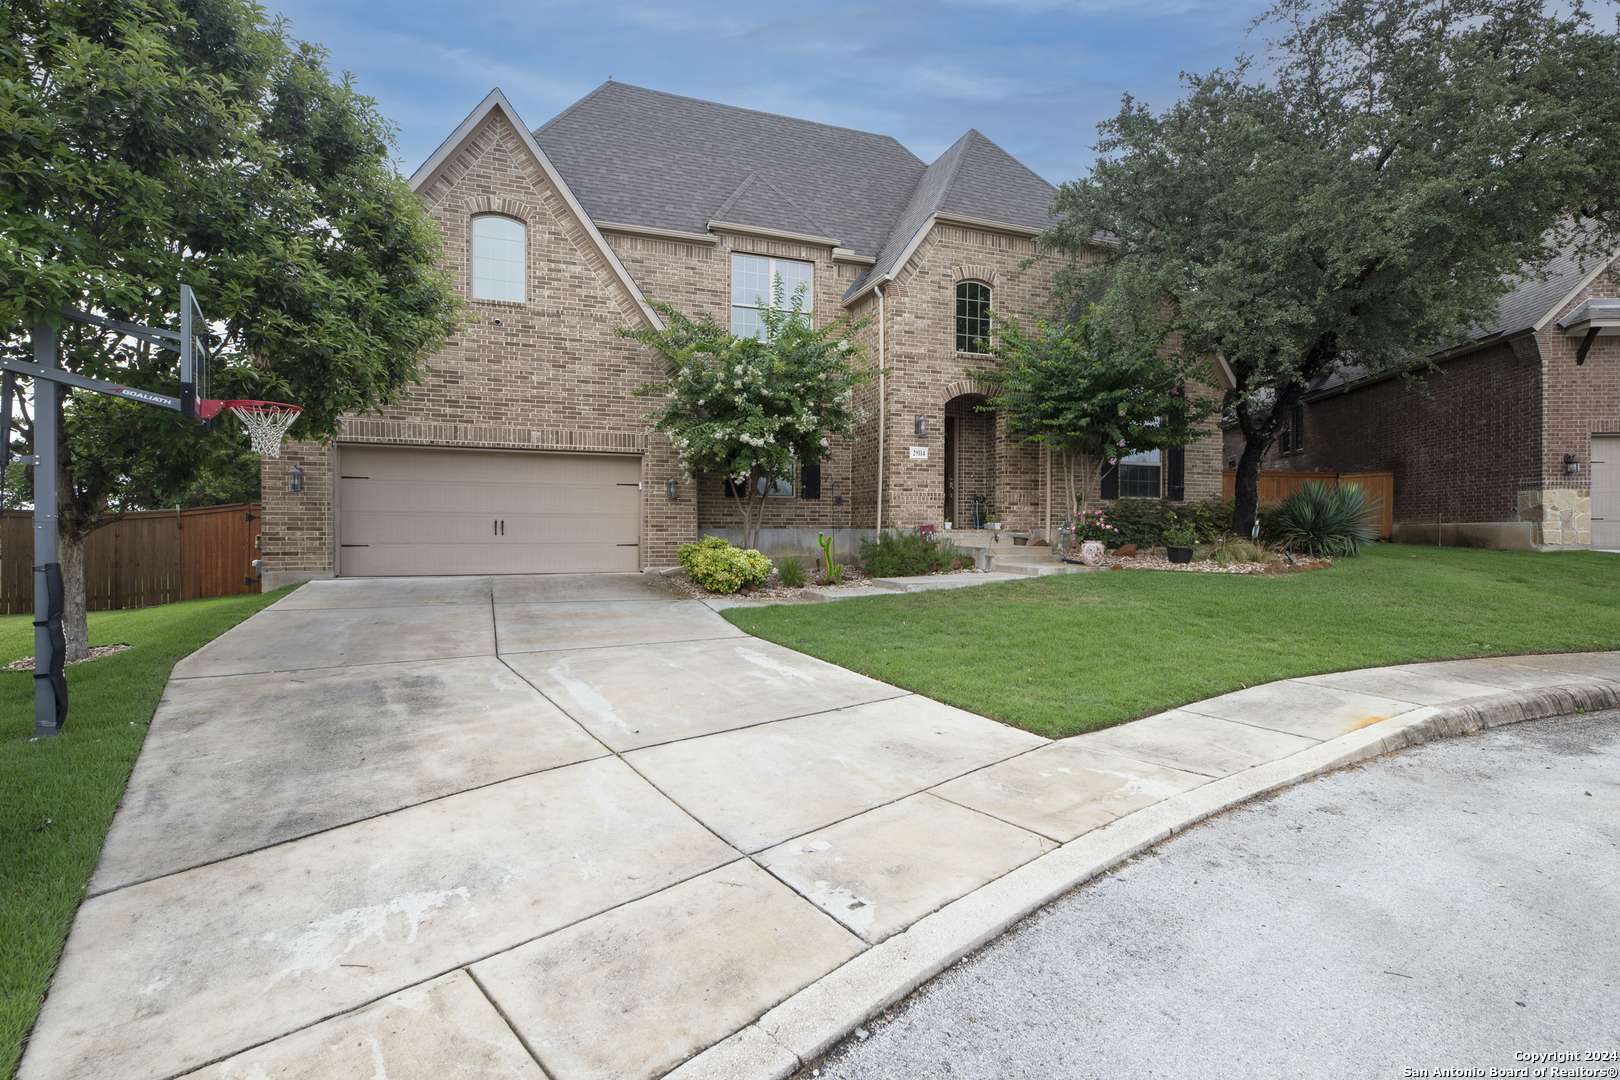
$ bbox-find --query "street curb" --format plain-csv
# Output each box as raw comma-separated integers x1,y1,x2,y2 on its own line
663,678,1620,1080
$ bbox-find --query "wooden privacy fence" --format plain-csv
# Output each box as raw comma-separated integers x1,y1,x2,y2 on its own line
1221,470,1395,539
0,502,261,614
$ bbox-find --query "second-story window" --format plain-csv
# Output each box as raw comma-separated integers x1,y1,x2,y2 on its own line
470,214,526,302
956,280,991,353
731,253,813,339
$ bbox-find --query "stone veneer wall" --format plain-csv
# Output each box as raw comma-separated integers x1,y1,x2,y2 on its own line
1526,261,1620,545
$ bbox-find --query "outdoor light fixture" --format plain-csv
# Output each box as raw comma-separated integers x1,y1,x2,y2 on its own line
665,478,679,500
1565,453,1581,475
915,415,929,437
288,464,304,493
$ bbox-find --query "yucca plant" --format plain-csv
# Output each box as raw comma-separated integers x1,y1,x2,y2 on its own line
1276,481,1378,556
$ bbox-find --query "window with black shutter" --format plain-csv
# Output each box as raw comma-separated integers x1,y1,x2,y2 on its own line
1101,462,1119,500
1167,446,1185,501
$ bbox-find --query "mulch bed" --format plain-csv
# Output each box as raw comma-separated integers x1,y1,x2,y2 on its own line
5,643,132,672
669,567,878,601
1100,551,1333,575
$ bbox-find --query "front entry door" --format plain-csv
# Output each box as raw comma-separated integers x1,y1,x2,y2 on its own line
1593,436,1620,549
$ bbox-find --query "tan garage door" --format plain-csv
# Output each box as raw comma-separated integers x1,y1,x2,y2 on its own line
1594,436,1620,550
338,447,641,576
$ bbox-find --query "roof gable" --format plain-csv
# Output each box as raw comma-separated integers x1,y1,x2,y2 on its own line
710,171,829,240
846,129,1059,301
410,88,662,329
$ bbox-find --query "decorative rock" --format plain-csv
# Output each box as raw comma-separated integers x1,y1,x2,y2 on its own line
1114,543,1138,558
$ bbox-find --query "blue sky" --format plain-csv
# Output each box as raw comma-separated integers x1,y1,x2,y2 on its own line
262,0,1277,184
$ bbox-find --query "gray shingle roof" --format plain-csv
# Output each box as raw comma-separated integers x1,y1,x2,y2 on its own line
851,129,1058,297
534,82,925,257
1307,245,1609,397
710,171,828,239
531,82,1058,298
1485,245,1600,340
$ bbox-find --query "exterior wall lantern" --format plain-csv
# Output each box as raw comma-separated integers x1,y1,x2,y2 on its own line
914,415,929,437
288,464,304,493
665,478,679,500
1564,453,1580,476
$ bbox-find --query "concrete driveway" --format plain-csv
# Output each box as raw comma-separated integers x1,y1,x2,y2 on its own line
20,577,1620,1080
22,575,1047,1080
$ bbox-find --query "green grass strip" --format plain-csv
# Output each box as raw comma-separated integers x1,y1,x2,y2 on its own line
725,545,1620,740
0,589,289,1078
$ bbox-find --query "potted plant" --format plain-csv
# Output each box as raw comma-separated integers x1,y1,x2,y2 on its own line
1075,507,1117,566
984,510,1003,532
1163,516,1198,564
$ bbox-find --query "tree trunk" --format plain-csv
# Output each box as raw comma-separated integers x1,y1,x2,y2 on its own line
1231,434,1268,539
57,524,90,662
48,387,92,662
731,474,769,551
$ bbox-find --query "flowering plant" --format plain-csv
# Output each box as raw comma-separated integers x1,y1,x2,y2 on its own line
1074,507,1120,543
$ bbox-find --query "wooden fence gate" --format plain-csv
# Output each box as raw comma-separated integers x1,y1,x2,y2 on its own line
1221,471,1395,539
0,502,261,614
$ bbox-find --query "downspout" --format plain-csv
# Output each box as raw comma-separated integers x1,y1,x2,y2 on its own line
875,282,886,534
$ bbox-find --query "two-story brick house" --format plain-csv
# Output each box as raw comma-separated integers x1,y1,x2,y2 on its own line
1221,243,1620,549
260,83,1223,584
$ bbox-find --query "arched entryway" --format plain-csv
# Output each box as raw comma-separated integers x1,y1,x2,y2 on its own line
943,393,995,528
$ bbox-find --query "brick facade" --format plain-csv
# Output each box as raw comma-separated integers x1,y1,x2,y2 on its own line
259,96,1227,581
1220,259,1619,546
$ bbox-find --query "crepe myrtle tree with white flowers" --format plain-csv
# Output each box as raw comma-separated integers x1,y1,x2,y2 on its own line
629,282,870,550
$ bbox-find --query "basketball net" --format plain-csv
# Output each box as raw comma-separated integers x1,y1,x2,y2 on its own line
222,401,302,458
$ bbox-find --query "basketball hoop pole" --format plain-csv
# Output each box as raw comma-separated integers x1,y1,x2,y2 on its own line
25,321,67,738
2,288,204,737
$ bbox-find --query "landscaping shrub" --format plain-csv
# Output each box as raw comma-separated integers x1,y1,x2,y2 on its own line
859,531,968,577
776,556,807,588
1276,481,1378,556
1209,534,1269,565
1100,497,1228,548
1217,499,1290,543
679,536,772,593
1098,499,1169,547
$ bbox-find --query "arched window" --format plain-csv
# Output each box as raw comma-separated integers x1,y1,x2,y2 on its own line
470,214,526,301
955,280,991,353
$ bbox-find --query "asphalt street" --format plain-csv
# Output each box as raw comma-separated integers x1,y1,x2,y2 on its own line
808,710,1620,1080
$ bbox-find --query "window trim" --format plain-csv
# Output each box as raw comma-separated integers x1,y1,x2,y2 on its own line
955,279,992,354
469,213,527,303
730,253,814,338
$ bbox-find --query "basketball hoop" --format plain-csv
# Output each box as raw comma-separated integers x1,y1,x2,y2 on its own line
198,399,303,458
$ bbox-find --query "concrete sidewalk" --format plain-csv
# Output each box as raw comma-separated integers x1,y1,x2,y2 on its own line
17,573,1620,1080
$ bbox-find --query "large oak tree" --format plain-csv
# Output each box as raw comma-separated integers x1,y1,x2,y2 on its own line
1045,0,1620,534
2,0,460,658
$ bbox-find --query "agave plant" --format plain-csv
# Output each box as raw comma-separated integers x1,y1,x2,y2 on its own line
1276,481,1378,557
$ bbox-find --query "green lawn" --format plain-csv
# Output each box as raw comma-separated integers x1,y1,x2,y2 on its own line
0,590,288,1079
724,544,1620,740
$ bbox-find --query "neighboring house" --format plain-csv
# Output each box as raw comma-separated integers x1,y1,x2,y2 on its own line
259,83,1224,584
1221,246,1620,549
